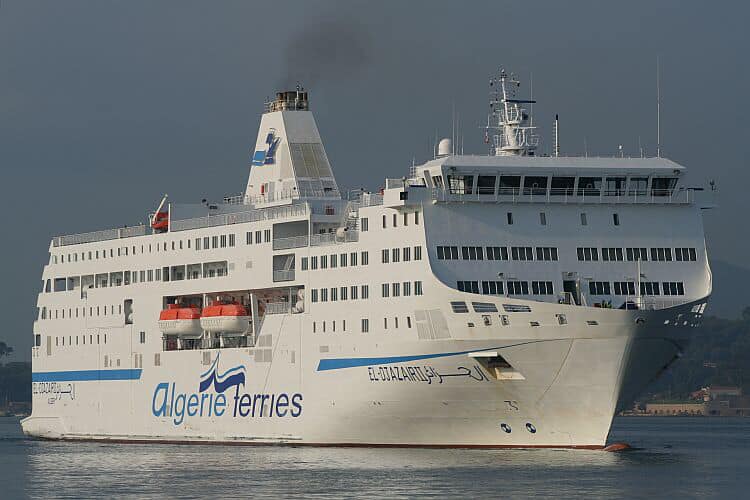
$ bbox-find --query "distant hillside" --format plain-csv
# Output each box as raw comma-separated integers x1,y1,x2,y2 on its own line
644,311,750,400
707,259,750,319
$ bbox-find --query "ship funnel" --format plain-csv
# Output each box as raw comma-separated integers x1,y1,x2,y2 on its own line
266,88,309,113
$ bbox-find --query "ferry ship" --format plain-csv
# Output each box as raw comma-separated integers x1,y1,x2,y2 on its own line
22,70,712,448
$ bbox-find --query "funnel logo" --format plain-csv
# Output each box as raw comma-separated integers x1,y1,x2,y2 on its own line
199,354,245,394
251,130,280,166
152,352,303,426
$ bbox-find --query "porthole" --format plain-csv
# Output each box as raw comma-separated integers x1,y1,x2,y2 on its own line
526,422,537,434
500,423,511,433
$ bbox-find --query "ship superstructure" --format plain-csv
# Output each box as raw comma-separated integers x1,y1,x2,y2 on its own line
23,74,712,447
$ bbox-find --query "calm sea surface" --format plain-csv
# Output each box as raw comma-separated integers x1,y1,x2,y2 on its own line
1,416,748,499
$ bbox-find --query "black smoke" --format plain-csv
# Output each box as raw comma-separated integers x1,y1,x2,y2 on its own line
277,17,372,90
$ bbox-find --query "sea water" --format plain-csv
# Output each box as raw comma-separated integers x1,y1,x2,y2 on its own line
1,417,748,498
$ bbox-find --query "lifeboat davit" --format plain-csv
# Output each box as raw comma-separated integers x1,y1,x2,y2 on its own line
158,304,202,338
200,303,250,336
151,211,169,231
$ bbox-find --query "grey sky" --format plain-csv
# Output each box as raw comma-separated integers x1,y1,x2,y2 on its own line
1,0,748,357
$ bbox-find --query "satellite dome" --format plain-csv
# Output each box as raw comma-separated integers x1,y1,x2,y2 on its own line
437,138,452,157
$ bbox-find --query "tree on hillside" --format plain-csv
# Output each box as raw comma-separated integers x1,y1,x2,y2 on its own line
0,341,13,360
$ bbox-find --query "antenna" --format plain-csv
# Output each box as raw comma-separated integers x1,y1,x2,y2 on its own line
584,137,588,158
451,102,456,155
554,114,560,157
638,136,643,158
529,72,534,127
657,55,661,158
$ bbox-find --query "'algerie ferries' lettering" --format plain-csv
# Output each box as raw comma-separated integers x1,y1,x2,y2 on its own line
151,354,302,426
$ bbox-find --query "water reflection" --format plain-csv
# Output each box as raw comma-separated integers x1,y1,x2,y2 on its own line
1,417,746,499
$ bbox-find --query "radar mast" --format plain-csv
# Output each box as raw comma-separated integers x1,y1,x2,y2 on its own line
485,69,539,156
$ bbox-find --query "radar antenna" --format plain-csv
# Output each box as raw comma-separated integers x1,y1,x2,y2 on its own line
485,69,539,156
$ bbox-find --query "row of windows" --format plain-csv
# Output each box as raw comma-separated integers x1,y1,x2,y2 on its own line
54,333,108,347
588,281,685,296
380,246,423,263
53,231,255,265
196,233,238,250
40,303,125,320
443,174,676,198
438,246,559,262
45,261,229,293
312,316,415,334
577,247,698,262
379,211,421,229
457,280,554,295
244,230,272,245
310,285,369,303
380,281,424,297
302,251,369,271
503,211,621,227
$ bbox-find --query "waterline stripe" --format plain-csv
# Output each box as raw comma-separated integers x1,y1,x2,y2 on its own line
316,340,549,372
317,346,501,371
32,369,142,382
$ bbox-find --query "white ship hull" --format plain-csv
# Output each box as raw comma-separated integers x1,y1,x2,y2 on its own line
25,79,712,448
22,297,703,448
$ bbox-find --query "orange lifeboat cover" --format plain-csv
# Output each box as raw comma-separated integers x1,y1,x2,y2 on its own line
202,303,248,317
159,306,201,321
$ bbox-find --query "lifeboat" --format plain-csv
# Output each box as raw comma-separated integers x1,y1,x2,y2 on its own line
200,302,250,336
151,211,169,231
158,304,202,338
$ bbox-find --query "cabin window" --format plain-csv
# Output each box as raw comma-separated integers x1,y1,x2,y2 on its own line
531,281,554,295
361,251,369,265
477,175,496,195
392,213,397,227
580,213,588,226
382,215,387,228
589,281,611,295
523,176,548,195
540,212,547,226
361,218,369,231
507,212,514,225
613,213,620,226
482,280,504,295
361,284,369,299
361,318,369,333
414,246,422,260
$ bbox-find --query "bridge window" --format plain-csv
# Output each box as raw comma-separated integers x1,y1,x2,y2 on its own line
550,176,575,196
448,174,474,194
499,176,521,195
605,177,626,196
477,175,496,195
628,177,648,196
577,177,602,196
523,176,548,195
652,177,677,196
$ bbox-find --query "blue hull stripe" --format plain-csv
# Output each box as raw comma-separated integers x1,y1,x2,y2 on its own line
317,346,502,371
32,369,142,382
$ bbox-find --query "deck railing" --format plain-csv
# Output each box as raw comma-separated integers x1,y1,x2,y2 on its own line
53,203,309,247
431,187,698,205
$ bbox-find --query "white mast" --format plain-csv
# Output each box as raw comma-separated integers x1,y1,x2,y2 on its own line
486,69,538,156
